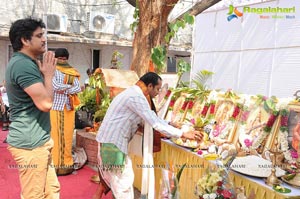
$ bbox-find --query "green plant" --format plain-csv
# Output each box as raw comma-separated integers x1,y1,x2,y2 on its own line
150,13,194,75
151,45,167,74
130,4,139,33
93,93,111,122
79,70,111,122
111,50,124,69
172,163,187,199
77,88,97,112
192,70,214,91
190,70,214,101
165,13,195,43
175,59,191,87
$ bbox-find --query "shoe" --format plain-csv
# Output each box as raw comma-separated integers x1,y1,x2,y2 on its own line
2,126,8,131
56,167,74,176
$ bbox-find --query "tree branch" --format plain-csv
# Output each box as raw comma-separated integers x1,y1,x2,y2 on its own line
126,0,137,7
169,0,221,23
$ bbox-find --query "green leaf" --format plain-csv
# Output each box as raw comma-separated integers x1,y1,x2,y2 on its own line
177,59,191,74
176,20,185,29
192,70,214,90
264,99,276,113
184,13,195,24
151,45,167,74
176,163,186,182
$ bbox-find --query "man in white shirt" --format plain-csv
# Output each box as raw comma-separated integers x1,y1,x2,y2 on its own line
84,68,92,88
92,72,203,199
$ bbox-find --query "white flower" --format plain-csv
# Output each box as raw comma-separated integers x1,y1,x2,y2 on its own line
209,193,217,199
276,98,292,110
203,194,210,199
240,94,252,109
208,90,218,103
279,130,292,161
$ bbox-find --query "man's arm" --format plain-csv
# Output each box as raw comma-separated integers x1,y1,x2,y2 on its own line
52,70,72,92
65,77,81,94
128,95,203,141
24,52,56,112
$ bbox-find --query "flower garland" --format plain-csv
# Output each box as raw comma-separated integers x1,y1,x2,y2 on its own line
207,100,216,118
156,89,172,111
278,109,293,162
209,102,216,115
180,98,189,112
263,112,278,133
186,98,195,112
229,103,241,122
237,98,252,150
250,97,279,150
168,95,177,111
275,98,294,162
201,103,210,117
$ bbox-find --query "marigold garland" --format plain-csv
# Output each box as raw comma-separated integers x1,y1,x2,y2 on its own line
263,111,278,133
278,108,293,162
229,104,241,121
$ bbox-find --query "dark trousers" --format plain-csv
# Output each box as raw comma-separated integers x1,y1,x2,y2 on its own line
2,105,9,123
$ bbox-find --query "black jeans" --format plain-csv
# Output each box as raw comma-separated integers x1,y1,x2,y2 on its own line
2,105,9,124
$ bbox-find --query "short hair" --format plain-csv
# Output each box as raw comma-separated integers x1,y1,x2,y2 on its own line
9,17,45,52
86,68,92,75
54,48,69,59
139,72,162,86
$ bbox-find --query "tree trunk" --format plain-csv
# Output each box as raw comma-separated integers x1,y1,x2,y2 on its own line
129,0,221,77
130,0,179,77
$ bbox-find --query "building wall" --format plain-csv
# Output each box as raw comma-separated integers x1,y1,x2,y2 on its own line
0,0,135,86
0,0,135,39
0,40,10,84
0,40,133,86
45,42,132,86
0,0,192,86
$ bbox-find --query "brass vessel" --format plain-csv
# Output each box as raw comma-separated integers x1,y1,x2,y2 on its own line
265,141,282,186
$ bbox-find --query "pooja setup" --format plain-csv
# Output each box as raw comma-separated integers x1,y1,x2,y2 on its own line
131,79,300,198
75,69,300,199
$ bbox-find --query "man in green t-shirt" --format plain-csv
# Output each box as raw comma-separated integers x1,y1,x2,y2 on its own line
5,17,60,199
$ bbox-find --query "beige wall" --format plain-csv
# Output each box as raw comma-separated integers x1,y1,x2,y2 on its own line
0,40,10,84
0,0,191,85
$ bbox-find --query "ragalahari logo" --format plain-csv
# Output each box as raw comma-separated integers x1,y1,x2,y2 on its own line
227,5,243,21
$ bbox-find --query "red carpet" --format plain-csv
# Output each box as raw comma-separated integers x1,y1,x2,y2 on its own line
0,128,113,199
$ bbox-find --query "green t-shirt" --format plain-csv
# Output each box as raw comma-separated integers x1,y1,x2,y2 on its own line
5,52,51,149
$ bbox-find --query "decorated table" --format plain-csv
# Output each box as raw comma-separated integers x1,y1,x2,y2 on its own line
130,139,300,199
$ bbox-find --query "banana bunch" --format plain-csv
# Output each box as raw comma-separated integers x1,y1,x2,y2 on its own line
203,153,219,160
